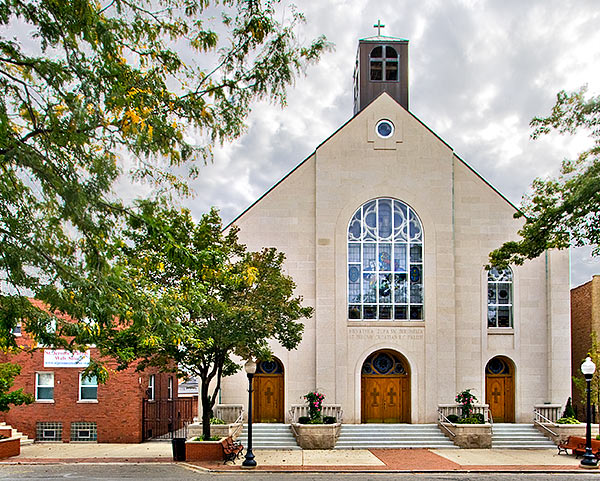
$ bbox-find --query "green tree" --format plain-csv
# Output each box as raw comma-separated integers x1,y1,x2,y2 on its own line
489,87,600,267
0,362,33,412
0,0,328,350
110,202,312,439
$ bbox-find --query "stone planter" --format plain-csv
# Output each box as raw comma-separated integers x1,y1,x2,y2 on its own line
291,423,341,449
187,423,242,440
0,437,20,459
535,423,596,444
440,422,492,448
185,437,225,461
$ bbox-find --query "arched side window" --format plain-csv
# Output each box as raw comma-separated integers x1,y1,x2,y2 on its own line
370,46,399,81
348,198,423,321
487,267,513,328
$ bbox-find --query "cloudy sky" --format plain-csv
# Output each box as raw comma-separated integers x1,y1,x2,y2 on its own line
178,0,600,287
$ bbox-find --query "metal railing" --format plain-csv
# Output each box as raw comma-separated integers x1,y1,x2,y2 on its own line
288,404,343,423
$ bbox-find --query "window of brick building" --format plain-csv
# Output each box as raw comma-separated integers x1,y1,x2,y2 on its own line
11,320,22,336
148,374,155,400
79,373,98,401
71,422,97,442
167,377,173,400
36,422,62,442
35,372,54,401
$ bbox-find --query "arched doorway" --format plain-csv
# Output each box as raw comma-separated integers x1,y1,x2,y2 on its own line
253,358,284,423
361,350,410,423
485,356,515,423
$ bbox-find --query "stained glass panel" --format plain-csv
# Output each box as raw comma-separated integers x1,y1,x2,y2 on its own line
348,243,361,263
394,244,407,272
363,244,376,271
378,200,392,239
363,273,376,303
379,244,392,271
348,211,362,241
379,274,392,303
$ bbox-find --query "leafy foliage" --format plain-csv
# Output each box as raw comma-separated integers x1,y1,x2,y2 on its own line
556,416,580,424
573,332,600,434
111,202,312,438
489,87,600,267
455,388,477,419
0,0,329,352
0,362,33,412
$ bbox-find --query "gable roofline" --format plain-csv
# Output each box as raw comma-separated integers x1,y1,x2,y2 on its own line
225,92,522,228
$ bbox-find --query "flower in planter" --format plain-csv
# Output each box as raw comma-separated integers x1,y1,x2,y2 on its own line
455,389,477,419
304,391,325,423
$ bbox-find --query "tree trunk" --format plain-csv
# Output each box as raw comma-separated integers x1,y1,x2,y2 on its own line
200,380,214,440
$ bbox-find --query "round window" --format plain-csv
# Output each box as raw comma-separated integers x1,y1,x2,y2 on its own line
376,119,394,138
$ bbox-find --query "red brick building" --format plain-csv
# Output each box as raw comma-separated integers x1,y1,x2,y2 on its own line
571,275,600,414
0,306,178,443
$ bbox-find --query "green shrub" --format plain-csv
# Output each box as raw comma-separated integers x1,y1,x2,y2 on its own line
323,416,336,424
473,413,485,424
457,416,484,424
562,397,576,419
298,416,310,424
556,416,580,424
193,435,220,441
210,417,226,425
447,414,459,423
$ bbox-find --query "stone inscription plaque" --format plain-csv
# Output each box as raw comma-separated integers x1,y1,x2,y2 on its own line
348,327,424,342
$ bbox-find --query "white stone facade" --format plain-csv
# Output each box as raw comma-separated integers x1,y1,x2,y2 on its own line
219,93,571,424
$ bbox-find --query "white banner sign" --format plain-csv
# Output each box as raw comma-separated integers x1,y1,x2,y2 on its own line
44,349,90,368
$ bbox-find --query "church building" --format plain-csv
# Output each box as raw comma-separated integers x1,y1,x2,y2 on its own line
219,33,571,425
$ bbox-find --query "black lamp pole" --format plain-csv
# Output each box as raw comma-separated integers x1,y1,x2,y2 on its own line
242,360,257,468
581,356,598,469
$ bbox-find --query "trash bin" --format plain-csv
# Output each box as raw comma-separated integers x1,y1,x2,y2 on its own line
172,437,186,461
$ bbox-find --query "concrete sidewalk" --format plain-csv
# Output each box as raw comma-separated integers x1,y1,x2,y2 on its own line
1,442,592,472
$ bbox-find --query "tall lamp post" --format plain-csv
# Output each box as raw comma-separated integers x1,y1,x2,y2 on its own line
242,359,257,468
581,356,598,469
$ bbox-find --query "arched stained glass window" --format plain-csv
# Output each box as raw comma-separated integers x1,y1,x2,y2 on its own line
487,267,513,328
348,198,423,320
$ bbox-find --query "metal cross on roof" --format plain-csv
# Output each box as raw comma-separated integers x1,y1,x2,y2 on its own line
373,19,385,36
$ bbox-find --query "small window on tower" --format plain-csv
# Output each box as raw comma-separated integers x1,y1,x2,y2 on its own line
370,45,399,82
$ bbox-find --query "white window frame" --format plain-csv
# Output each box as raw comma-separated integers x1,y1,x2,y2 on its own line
35,372,54,402
148,374,155,401
12,320,22,336
78,373,98,402
487,267,514,329
167,377,173,400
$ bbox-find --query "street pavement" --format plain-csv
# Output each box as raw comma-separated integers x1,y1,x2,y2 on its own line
0,441,594,473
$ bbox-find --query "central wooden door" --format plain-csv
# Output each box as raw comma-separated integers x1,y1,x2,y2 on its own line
253,359,284,423
485,356,515,423
361,350,410,423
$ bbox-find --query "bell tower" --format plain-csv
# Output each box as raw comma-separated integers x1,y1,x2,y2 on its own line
353,21,409,114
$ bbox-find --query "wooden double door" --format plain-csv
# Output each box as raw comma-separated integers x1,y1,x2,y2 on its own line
362,375,410,423
485,374,514,423
253,374,284,423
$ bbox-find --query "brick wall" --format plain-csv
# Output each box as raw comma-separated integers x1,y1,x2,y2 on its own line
0,346,176,443
571,275,600,415
0,309,177,443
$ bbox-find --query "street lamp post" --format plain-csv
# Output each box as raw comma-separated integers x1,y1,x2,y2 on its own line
242,359,257,468
581,356,598,469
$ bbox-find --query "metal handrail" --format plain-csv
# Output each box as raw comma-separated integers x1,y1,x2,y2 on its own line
533,409,558,437
437,410,456,438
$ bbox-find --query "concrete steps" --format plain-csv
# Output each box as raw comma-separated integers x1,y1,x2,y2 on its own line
335,424,458,449
238,423,299,450
0,421,33,444
491,423,556,449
